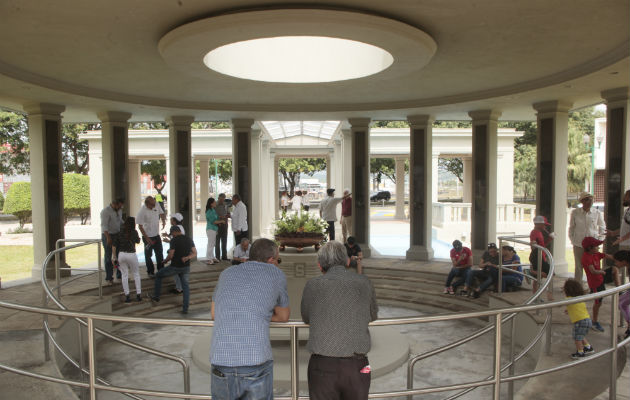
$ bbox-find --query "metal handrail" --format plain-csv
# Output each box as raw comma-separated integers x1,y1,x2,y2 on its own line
42,240,191,398
406,236,555,399
1,283,627,399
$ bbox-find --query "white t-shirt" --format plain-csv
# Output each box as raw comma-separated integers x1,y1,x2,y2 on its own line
291,195,302,211
620,207,630,247
233,244,250,260
136,203,164,237
231,201,248,232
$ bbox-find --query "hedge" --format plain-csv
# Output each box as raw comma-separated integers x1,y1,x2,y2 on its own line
3,181,31,227
0,190,4,210
63,173,90,224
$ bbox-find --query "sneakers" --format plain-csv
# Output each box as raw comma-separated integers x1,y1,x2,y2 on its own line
136,294,142,302
443,287,449,294
571,351,586,359
459,290,468,297
472,290,481,299
124,295,131,303
592,322,605,332
149,294,160,303
583,345,594,354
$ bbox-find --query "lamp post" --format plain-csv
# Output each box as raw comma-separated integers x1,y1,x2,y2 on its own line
583,133,595,195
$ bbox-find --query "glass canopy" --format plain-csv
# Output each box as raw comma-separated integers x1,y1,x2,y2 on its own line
261,121,341,141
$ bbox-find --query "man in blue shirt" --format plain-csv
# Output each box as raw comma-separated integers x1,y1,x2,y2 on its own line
210,238,290,400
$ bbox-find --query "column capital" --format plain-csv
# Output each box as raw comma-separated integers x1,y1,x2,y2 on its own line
167,116,195,128
407,115,434,128
23,102,65,117
348,118,371,129
468,110,502,122
97,111,132,124
601,86,629,105
394,155,408,162
231,118,255,130
532,100,573,114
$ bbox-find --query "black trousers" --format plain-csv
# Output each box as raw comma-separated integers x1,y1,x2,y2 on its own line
234,230,248,245
142,235,163,274
327,221,335,241
307,354,370,400
215,223,228,259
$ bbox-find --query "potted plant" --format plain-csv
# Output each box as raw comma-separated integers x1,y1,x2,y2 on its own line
273,212,328,252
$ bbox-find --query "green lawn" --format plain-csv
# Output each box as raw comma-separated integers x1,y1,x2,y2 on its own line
0,243,101,282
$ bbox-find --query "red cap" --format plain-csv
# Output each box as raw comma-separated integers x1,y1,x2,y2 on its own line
582,236,604,249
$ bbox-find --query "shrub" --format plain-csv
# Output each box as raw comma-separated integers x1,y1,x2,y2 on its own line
0,190,4,210
3,182,31,227
63,173,90,224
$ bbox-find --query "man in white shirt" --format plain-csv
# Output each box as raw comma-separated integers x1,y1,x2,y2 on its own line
230,194,248,245
232,238,251,265
569,191,606,281
319,188,346,241
136,196,166,276
607,189,630,250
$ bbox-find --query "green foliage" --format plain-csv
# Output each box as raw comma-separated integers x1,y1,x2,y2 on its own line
273,212,328,237
141,160,167,190
196,159,233,184
567,125,592,193
438,158,463,183
370,158,395,188
0,110,29,174
192,121,231,129
278,158,326,196
0,191,4,210
129,122,167,129
371,120,410,128
514,144,537,199
434,120,473,128
63,173,90,224
62,123,95,174
3,182,31,227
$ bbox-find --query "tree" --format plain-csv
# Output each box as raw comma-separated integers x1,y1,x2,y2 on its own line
63,173,91,224
191,121,231,129
141,160,167,194
0,111,29,175
62,123,95,174
513,144,536,200
278,158,326,196
0,191,4,210
567,125,592,193
370,158,396,190
3,182,31,227
438,158,463,183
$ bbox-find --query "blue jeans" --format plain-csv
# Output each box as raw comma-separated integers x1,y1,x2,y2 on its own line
101,233,120,281
153,266,189,312
502,275,522,292
211,360,273,400
446,267,469,288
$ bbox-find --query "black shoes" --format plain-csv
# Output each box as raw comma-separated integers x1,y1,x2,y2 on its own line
136,294,142,302
125,295,131,303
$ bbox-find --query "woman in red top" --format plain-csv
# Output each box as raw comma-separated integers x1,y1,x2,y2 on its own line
529,216,555,294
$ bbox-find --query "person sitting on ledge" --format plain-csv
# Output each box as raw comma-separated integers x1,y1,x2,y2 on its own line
468,242,499,298
232,238,250,265
500,245,523,292
444,240,472,295
345,236,363,274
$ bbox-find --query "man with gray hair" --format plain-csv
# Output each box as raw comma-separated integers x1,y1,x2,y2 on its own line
301,241,378,400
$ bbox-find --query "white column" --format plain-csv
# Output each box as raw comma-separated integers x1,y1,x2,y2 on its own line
341,129,353,191
432,154,439,203
462,157,473,203
199,158,210,220
331,139,343,192
394,156,406,219
273,153,280,218
250,129,262,239
24,102,66,279
128,159,142,218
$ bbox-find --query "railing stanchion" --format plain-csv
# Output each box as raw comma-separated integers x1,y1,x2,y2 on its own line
507,313,516,400
609,291,619,400
291,326,299,400
55,248,61,299
87,317,97,400
42,287,50,361
78,320,88,400
498,241,504,296
493,313,502,400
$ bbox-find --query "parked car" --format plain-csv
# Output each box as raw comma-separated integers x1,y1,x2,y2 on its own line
370,191,391,202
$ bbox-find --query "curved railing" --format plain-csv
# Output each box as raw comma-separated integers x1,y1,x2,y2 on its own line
0,238,626,399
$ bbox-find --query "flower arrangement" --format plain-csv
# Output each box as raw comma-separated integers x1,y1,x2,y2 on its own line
273,212,328,239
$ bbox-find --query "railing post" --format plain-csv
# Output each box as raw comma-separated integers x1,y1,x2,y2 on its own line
498,239,504,296
87,317,97,399
97,244,102,300
42,288,50,361
55,250,61,299
609,291,619,400
507,313,516,400
493,313,502,400
78,320,88,400
291,326,299,400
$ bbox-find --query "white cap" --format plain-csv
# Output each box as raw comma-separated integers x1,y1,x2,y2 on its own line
171,213,183,222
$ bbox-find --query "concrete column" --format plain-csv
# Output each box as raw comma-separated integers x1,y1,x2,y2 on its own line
232,118,254,240
469,110,501,257
349,118,371,256
250,129,262,238
601,87,630,255
325,154,332,189
260,139,274,235
394,156,406,219
331,139,343,192
273,152,280,219
341,129,353,191
24,102,66,279
128,159,142,218
199,158,210,220
98,111,132,218
406,115,434,260
432,154,439,203
462,157,473,203
167,116,195,236
533,100,572,275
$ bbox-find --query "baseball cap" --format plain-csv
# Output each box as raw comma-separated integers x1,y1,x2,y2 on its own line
579,192,594,202
327,188,335,195
533,216,551,225
171,213,183,222
581,236,603,249
487,243,497,250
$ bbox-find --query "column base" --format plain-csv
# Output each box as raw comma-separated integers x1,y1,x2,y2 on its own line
358,244,372,258
406,245,434,261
